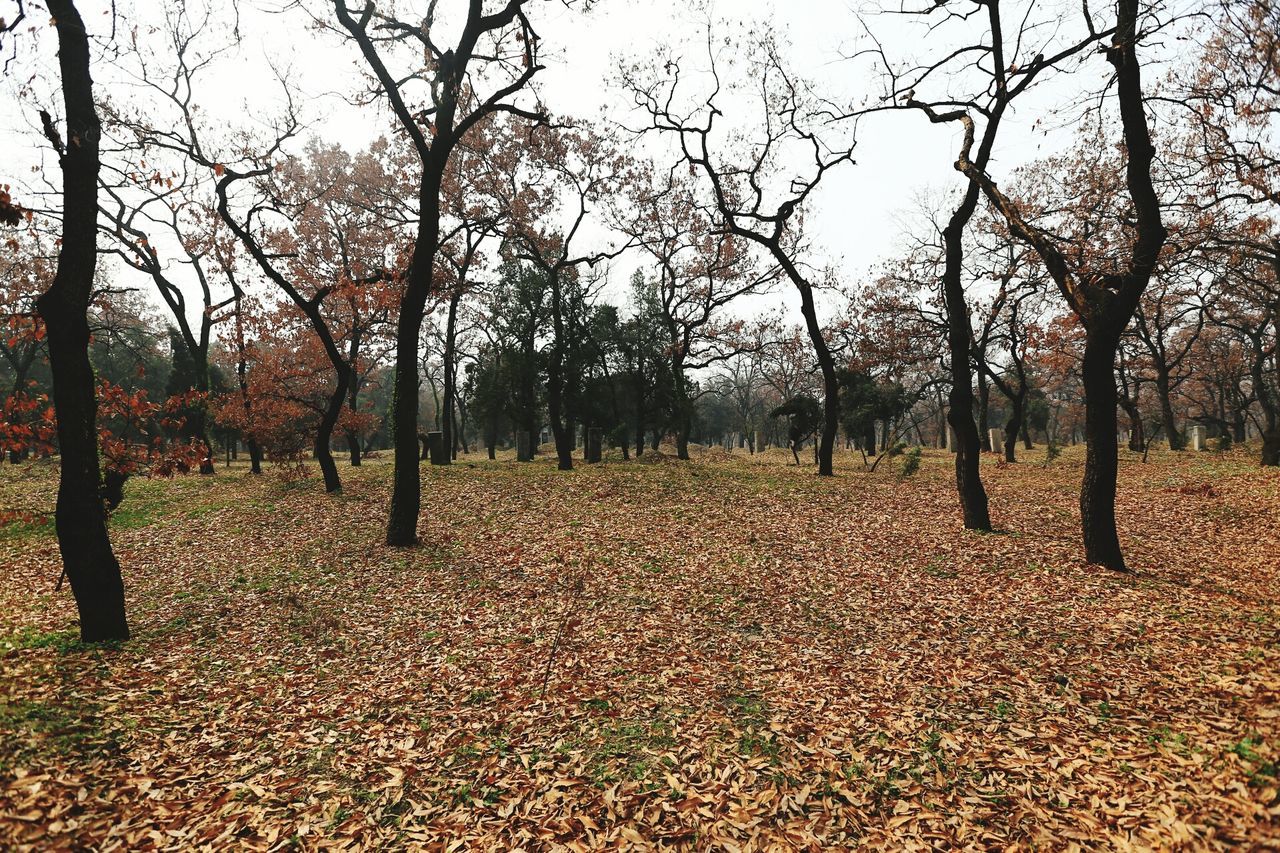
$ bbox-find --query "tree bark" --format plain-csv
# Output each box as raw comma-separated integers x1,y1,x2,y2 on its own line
943,201,991,530
385,174,440,543
1002,387,1026,463
1080,328,1126,568
37,0,129,642
977,376,992,452
440,289,461,465
1156,369,1182,450
315,365,350,493
547,270,573,471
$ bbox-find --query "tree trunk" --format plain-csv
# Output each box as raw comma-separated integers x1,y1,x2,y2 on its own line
942,197,991,530
1262,428,1279,467
1003,388,1025,463
385,170,442,545
346,428,362,466
441,290,460,465
232,292,261,475
675,394,691,461
1080,329,1127,570
346,352,362,466
315,365,350,494
547,272,573,471
1156,370,1181,450
978,377,991,451
37,0,129,643
778,258,837,476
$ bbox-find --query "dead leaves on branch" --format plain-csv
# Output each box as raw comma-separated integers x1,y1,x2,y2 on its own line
1,446,1278,849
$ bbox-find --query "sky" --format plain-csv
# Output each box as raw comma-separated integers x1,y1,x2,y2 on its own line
0,0,1118,333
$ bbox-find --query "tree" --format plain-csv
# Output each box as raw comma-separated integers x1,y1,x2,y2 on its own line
332,0,548,545
630,35,854,475
501,123,630,471
855,0,1108,528
939,0,1169,569
0,227,53,462
616,168,776,459
28,0,129,640
770,395,821,466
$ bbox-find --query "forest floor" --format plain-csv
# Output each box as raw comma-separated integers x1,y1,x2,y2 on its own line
1,444,1278,850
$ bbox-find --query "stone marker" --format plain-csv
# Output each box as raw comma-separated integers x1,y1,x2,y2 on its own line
989,428,1002,452
1189,424,1206,451
516,431,533,462
427,431,447,465
948,425,958,453
586,427,603,463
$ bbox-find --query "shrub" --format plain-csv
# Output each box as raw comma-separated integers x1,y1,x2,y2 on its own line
899,445,922,478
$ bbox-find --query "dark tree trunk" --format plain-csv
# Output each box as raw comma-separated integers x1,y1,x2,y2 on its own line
1003,387,1026,463
192,350,215,475
346,341,363,466
776,255,837,476
440,290,460,465
942,198,990,530
1262,427,1279,467
231,292,262,475
1080,329,1126,569
37,0,129,642
547,272,573,471
978,377,992,451
315,366,350,494
675,399,691,460
346,429,362,466
385,179,440,544
1122,402,1145,452
1156,370,1181,450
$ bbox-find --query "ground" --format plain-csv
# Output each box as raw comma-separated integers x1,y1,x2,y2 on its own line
1,444,1278,850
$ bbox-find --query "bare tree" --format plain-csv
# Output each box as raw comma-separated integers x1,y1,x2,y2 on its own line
923,0,1169,570
332,0,548,544
629,35,854,475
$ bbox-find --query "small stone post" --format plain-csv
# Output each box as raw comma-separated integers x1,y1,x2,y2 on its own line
586,427,603,463
989,428,1002,452
1189,424,1206,451
427,431,447,465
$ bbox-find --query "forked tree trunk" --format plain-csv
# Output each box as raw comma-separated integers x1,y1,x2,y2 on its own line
37,0,129,642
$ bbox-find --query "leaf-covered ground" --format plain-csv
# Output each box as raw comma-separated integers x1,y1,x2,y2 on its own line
2,445,1278,850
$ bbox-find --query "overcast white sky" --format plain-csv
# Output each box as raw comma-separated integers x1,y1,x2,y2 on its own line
1,0,1119,332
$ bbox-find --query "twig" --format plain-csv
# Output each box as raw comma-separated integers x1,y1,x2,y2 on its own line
539,570,586,699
